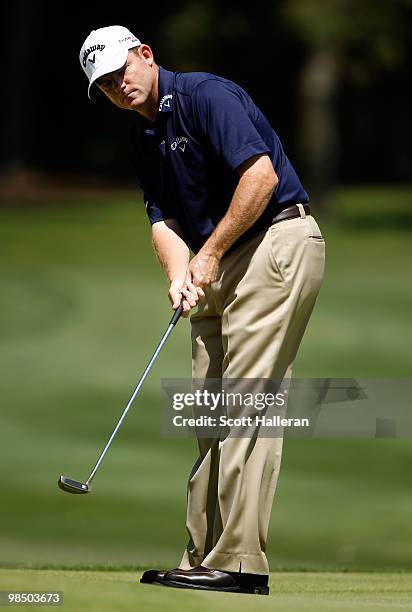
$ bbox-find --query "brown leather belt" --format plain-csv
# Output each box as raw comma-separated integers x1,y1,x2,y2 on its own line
224,203,312,257
272,204,311,225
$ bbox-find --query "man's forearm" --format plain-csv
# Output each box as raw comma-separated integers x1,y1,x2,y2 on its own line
152,218,204,316
201,156,278,259
151,219,190,284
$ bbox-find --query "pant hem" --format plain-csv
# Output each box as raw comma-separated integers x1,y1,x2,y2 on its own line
201,551,269,575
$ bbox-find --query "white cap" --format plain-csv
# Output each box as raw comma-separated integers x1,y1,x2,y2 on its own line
79,26,141,98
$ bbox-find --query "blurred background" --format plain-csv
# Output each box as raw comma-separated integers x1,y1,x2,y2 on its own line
1,0,411,572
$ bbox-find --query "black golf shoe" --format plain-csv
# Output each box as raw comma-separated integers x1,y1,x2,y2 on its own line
140,568,180,585
162,565,269,595
140,569,168,584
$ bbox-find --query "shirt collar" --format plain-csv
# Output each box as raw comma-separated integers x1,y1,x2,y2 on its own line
157,66,175,115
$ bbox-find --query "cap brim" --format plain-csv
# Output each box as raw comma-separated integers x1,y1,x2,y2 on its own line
87,49,128,99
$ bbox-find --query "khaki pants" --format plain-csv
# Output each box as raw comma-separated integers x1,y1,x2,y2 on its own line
179,210,325,575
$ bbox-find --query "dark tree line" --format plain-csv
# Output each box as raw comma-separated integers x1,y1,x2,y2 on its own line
1,0,411,200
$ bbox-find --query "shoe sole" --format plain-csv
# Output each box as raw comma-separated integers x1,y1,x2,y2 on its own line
161,579,269,595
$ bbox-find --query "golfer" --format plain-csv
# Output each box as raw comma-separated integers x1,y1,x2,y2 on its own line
79,25,325,595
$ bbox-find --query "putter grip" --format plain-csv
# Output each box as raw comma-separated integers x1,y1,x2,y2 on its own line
170,303,184,326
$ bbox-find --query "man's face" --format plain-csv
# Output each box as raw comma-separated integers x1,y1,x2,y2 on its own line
96,46,157,114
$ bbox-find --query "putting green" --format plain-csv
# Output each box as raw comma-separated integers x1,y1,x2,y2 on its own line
0,569,411,611
1,187,412,573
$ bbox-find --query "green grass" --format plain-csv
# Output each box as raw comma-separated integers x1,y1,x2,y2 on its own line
0,569,411,611
0,185,411,574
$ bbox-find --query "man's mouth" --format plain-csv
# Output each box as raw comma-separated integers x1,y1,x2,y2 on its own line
123,91,134,103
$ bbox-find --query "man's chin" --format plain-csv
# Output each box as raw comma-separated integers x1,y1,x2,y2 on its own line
119,95,135,108
128,96,143,108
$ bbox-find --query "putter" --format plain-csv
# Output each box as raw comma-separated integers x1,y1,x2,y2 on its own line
58,303,184,494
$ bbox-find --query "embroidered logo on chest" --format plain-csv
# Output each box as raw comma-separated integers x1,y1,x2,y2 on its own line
171,136,188,153
159,94,172,111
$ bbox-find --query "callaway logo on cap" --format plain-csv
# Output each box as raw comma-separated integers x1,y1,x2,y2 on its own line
79,26,141,98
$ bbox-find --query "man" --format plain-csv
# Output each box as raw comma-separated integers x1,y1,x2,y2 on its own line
79,25,325,595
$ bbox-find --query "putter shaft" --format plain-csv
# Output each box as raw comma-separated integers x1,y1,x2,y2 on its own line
58,304,183,493
86,306,182,485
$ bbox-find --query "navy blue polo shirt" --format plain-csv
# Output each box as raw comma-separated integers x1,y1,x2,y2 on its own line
131,66,309,254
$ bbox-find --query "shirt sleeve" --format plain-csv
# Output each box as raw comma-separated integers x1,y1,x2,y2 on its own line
137,169,173,226
129,122,176,225
191,79,271,172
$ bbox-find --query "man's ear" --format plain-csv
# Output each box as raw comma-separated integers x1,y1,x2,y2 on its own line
139,44,154,66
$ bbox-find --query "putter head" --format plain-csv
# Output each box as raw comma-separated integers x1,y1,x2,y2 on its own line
58,475,90,494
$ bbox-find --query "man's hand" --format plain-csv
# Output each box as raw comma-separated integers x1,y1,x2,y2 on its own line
186,251,221,288
169,279,205,318
168,249,221,318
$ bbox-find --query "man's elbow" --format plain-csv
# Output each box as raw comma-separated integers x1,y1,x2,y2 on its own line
260,165,278,193
268,168,279,191
240,155,279,192
261,158,279,190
